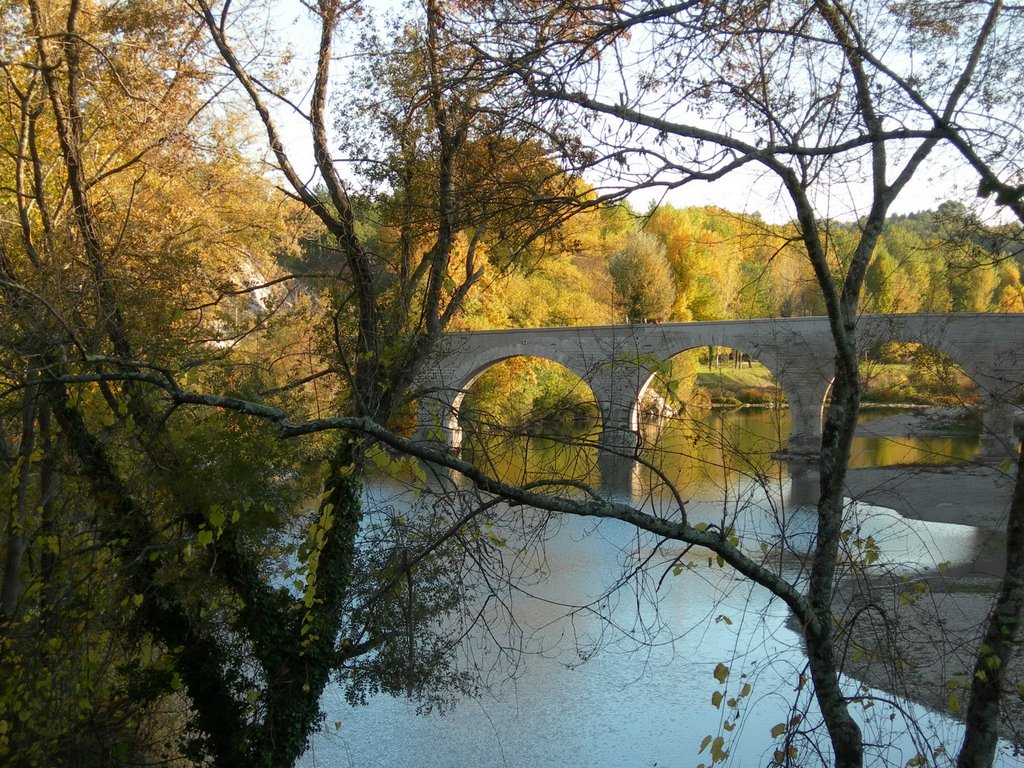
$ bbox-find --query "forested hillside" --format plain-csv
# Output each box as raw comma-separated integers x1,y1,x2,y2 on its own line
440,199,1024,330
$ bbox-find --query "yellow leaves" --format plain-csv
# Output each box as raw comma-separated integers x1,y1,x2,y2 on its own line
369,445,393,471
195,504,243,549
770,715,802,741
298,497,342,647
709,736,728,763
899,579,931,606
697,735,728,764
773,746,799,764
978,643,1002,671
704,664,753,762
949,691,961,714
36,535,60,556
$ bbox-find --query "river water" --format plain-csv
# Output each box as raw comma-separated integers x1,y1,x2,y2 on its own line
300,409,1017,768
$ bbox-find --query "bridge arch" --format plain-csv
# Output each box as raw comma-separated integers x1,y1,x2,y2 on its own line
633,344,789,433
858,316,1014,458
433,352,601,456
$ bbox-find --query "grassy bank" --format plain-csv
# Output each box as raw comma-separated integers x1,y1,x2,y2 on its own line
696,363,782,406
694,361,981,408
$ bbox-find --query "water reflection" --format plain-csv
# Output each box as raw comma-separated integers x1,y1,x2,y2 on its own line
301,409,1009,768
303,486,1013,768
461,407,981,497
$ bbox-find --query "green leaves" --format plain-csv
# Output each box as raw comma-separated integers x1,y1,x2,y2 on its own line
949,691,961,715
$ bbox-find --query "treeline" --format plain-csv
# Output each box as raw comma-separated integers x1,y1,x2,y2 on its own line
450,199,1024,332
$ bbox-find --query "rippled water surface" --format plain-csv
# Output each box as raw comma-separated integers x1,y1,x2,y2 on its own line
300,410,1015,768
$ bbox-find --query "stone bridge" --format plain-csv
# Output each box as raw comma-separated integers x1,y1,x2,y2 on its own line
416,314,1024,467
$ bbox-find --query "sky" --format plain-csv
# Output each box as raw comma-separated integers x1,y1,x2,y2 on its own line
262,0,982,226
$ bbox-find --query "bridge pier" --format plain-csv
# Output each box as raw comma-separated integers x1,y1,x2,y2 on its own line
596,415,641,496
977,397,1020,463
783,430,823,458
786,458,821,507
597,452,641,498
414,390,464,453
776,371,832,458
587,360,648,494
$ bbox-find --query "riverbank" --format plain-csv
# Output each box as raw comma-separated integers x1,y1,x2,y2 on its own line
845,405,1009,530
844,463,1013,532
834,562,1023,749
837,409,1022,747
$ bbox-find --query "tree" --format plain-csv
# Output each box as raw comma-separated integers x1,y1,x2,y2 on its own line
2,0,588,765
0,1,313,763
608,231,675,322
3,2,1021,768
853,2,1024,764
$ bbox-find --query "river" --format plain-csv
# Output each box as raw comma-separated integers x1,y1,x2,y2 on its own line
299,408,1017,768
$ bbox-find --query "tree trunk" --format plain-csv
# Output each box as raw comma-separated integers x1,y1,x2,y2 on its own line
1,388,37,620
807,362,865,768
956,443,1024,768
806,619,865,768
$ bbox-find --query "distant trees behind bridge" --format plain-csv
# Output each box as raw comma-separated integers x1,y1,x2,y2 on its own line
381,198,1024,333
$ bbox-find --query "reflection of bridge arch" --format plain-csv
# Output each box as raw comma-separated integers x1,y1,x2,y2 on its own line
417,314,1024,465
